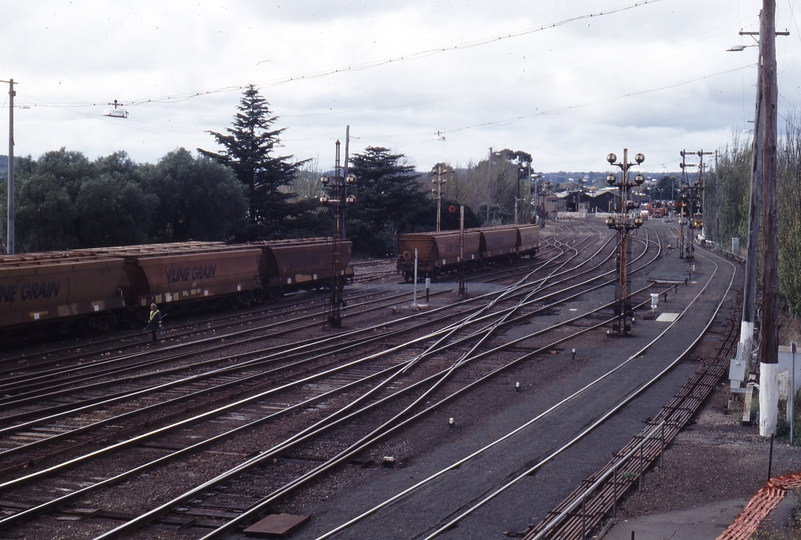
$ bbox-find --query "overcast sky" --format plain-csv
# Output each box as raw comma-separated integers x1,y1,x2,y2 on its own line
3,0,800,174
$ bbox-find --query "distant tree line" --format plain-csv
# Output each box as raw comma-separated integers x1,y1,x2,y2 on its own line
705,117,801,315
0,85,542,258
0,148,249,252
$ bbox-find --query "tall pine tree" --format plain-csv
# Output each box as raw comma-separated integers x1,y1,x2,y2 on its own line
347,146,428,256
199,85,302,238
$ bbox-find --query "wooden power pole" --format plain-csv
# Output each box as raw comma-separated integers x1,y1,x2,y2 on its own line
758,0,780,437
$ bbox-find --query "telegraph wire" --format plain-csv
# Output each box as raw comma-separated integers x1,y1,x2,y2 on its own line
15,0,662,111
438,64,755,136
281,63,758,146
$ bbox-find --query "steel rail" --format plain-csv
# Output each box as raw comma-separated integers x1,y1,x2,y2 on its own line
0,237,580,524
0,288,423,396
0,288,458,414
87,230,634,538
0,286,386,363
143,232,662,539
0,223,620,532
526,314,740,539
0,235,584,489
97,286,662,540
0,226,615,466
308,229,712,538
422,241,737,539
523,244,740,539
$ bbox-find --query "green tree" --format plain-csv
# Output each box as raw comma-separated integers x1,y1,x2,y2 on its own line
778,117,801,314
144,148,248,242
464,149,534,226
347,146,427,256
75,174,156,247
654,175,680,201
34,148,94,200
72,151,155,247
11,148,94,252
704,138,750,248
198,85,302,238
15,169,78,251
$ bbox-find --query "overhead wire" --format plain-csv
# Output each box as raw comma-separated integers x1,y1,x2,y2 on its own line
16,0,663,112
11,0,766,166
348,64,756,142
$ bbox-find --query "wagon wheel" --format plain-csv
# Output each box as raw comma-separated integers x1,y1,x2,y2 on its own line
78,318,94,337
127,314,140,329
94,314,116,333
404,272,413,283
241,292,255,308
269,287,285,301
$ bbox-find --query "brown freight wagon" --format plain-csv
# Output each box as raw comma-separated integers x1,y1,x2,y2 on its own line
397,230,482,281
259,238,353,297
0,237,355,339
0,254,126,335
119,247,263,321
516,224,540,257
480,226,519,264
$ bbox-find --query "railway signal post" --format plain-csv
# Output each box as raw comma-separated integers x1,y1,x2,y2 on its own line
459,205,466,297
680,149,712,262
604,149,645,337
678,150,698,260
320,140,356,329
432,165,447,232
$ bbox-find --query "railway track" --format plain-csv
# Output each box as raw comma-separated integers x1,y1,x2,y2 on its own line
0,219,702,540
523,310,740,539
308,228,738,540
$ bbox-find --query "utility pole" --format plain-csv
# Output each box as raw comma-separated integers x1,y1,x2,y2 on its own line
740,25,765,379
4,79,14,255
696,150,713,240
758,0,780,438
459,206,466,297
343,125,350,241
432,165,446,232
679,149,708,263
732,12,788,410
486,147,492,225
515,164,529,225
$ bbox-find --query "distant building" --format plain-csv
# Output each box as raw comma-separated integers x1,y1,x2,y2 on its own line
554,188,620,213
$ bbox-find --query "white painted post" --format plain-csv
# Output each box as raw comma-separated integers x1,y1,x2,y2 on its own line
412,249,418,307
787,341,797,446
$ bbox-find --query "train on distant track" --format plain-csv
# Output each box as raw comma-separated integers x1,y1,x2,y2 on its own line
396,225,539,282
0,238,352,339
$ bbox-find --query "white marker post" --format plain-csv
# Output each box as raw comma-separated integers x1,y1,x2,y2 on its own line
792,341,798,445
412,248,419,307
